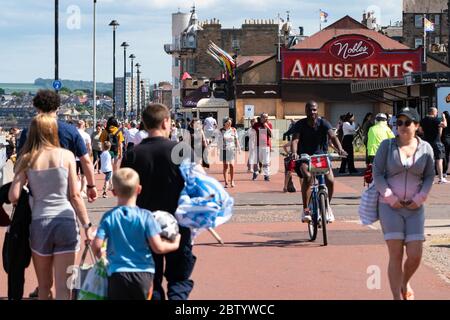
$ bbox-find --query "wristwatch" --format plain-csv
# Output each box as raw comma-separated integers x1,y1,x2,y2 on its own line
82,222,92,229
86,185,96,189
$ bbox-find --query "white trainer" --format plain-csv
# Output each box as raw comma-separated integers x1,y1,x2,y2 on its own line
302,209,312,223
438,178,450,184
326,206,335,223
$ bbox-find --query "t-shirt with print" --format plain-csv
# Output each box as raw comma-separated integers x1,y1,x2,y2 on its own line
292,117,333,155
95,206,162,276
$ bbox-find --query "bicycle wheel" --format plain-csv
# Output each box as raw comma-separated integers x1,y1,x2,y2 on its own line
307,194,318,241
318,193,328,246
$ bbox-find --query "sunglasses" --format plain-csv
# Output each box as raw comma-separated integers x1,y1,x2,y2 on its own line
396,119,413,127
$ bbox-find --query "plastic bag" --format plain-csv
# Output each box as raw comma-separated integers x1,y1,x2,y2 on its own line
175,160,234,237
78,258,108,300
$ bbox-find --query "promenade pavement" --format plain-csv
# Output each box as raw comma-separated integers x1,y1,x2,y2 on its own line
0,150,449,299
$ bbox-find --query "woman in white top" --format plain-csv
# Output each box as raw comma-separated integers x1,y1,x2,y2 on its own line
170,120,179,142
219,117,241,187
339,112,358,174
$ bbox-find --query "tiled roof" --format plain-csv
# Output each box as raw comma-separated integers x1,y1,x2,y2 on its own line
237,55,273,69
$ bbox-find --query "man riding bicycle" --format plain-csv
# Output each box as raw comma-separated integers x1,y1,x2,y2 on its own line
291,101,347,223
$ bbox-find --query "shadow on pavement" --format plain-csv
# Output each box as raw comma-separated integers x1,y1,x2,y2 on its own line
195,239,322,248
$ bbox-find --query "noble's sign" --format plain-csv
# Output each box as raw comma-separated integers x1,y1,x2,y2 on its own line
282,35,423,80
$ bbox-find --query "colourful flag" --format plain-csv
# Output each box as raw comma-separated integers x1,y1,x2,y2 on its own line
424,17,434,32
320,10,328,23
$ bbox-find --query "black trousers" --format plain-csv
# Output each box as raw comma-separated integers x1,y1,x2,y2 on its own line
151,226,196,300
340,135,356,173
443,138,450,174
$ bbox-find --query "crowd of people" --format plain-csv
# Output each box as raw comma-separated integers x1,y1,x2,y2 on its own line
1,89,449,301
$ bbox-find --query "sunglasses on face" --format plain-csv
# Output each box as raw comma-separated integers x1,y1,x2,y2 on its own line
396,120,413,127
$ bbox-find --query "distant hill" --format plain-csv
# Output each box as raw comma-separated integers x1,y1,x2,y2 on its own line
0,79,113,94
34,78,113,93
0,83,43,94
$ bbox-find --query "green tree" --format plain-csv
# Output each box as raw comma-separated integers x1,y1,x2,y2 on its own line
0,88,5,95
60,87,72,94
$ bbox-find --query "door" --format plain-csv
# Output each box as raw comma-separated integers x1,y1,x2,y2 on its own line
327,102,374,129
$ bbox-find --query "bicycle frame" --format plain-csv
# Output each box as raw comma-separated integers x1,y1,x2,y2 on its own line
309,174,329,225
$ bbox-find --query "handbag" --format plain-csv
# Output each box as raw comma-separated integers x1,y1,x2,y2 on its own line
358,184,379,225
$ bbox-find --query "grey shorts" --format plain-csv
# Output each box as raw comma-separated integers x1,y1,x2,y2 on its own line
378,203,425,243
30,218,80,256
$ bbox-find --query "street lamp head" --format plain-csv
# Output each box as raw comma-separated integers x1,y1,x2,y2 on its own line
135,63,141,68
121,42,129,48
109,20,119,28
129,54,136,59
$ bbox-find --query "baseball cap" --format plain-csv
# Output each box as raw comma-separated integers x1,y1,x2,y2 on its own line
396,107,420,122
375,113,387,120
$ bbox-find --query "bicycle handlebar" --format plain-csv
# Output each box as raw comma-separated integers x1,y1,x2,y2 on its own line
295,153,346,162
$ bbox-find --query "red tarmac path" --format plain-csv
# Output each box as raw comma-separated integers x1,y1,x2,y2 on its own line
1,152,449,299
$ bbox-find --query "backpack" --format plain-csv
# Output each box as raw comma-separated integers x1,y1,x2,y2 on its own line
106,130,120,154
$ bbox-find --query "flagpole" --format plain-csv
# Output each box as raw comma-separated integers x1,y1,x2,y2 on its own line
319,10,322,31
423,14,427,63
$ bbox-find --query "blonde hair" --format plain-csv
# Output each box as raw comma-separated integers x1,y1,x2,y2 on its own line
15,114,60,173
112,168,140,198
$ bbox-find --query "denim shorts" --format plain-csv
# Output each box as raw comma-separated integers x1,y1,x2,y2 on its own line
104,171,112,181
30,218,80,256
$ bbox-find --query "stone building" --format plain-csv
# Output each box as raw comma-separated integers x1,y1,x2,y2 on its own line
194,19,279,79
402,0,448,56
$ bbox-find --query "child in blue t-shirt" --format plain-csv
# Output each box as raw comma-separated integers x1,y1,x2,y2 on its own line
92,168,180,300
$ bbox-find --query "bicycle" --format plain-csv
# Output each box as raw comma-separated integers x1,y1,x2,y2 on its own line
297,153,343,246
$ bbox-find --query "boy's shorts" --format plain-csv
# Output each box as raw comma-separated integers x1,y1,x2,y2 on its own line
103,171,112,181
108,272,154,300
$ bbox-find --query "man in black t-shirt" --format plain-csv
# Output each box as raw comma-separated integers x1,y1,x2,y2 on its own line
291,101,347,223
419,107,448,184
121,103,195,300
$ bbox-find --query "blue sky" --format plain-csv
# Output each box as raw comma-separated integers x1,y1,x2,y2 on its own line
0,0,402,84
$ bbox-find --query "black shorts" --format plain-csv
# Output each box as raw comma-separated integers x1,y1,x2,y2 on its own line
108,272,154,300
294,160,308,179
76,161,84,175
431,142,445,160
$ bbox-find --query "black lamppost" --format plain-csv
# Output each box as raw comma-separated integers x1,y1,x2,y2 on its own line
109,20,119,117
129,54,136,119
121,42,129,120
55,0,59,90
136,63,141,120
141,80,145,110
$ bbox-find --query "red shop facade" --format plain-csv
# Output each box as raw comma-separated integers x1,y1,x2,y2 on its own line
280,16,423,126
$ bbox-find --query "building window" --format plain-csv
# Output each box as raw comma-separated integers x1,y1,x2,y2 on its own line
435,14,440,26
174,77,179,90
415,15,423,28
415,38,423,48
174,58,179,67
232,39,240,51
435,36,440,44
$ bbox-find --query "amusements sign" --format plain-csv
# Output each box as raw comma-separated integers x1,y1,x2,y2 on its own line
282,35,423,80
